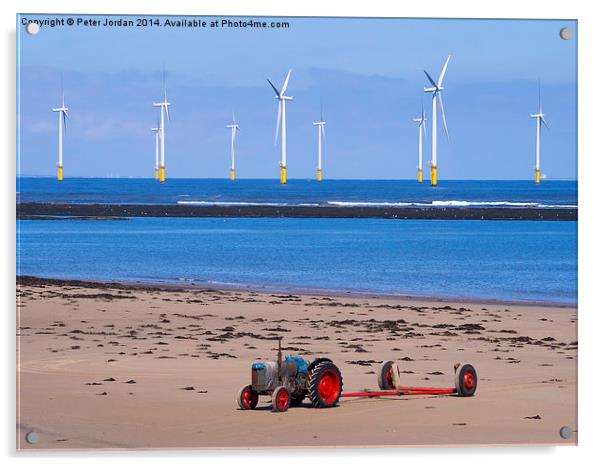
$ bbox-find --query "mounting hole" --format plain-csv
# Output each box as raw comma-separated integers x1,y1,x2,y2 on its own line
559,426,573,439
25,22,40,35
559,27,572,40
25,431,39,444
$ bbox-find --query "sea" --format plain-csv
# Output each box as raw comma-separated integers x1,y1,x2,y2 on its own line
16,178,577,305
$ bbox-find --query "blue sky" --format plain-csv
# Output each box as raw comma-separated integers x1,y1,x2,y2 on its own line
17,15,577,179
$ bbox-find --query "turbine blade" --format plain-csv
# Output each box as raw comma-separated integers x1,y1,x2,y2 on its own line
165,105,170,121
437,55,451,87
541,116,549,129
281,69,292,95
422,119,427,139
274,100,282,146
267,79,280,97
538,78,542,113
62,111,67,134
438,94,449,141
163,66,167,102
321,124,326,141
424,70,437,89
232,110,236,125
320,97,323,122
60,72,64,107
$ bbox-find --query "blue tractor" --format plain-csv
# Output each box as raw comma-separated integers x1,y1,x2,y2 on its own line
237,339,343,412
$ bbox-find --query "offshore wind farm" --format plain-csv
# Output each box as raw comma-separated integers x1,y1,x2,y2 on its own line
16,15,577,450
46,57,554,188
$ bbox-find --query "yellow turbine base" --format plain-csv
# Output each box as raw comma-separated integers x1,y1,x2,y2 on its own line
430,166,437,187
155,168,159,180
317,169,323,182
280,166,287,185
160,166,165,183
231,169,235,181
418,168,423,183
535,169,541,184
57,165,63,182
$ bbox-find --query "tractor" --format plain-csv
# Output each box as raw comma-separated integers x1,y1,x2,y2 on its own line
237,339,343,412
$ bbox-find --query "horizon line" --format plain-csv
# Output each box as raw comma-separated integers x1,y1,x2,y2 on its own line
16,175,578,181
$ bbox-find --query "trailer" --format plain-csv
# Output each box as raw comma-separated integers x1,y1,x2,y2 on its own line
341,360,477,399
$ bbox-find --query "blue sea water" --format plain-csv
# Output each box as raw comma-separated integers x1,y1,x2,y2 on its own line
17,217,577,305
17,177,577,208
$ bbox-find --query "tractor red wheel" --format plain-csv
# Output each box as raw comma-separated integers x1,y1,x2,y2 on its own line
378,360,397,390
237,384,259,410
308,361,343,408
272,386,291,412
455,364,477,397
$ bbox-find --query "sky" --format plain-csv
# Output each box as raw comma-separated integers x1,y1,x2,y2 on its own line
17,15,577,179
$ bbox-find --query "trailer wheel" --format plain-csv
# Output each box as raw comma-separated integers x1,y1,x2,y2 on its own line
272,386,291,412
308,361,343,408
290,393,305,407
455,364,477,397
378,360,397,390
237,384,259,410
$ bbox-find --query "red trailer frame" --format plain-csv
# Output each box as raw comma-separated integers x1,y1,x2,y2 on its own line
341,386,456,398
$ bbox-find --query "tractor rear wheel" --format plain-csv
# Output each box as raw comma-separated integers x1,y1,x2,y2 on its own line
378,360,397,390
272,386,291,412
237,384,259,410
455,363,477,397
308,361,343,408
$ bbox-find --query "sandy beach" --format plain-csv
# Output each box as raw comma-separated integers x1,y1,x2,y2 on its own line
16,276,577,450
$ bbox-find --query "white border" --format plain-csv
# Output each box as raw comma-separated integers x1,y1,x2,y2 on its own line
4,0,600,464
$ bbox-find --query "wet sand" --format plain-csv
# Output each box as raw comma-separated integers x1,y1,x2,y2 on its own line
16,277,577,450
17,202,577,220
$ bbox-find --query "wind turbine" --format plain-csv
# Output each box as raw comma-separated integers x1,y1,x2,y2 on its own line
51,78,68,182
151,122,160,180
226,111,240,181
412,104,427,183
530,80,549,185
153,69,171,183
267,69,293,185
312,103,326,182
423,55,451,186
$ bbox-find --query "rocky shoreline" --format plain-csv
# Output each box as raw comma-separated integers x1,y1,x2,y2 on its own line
17,202,577,221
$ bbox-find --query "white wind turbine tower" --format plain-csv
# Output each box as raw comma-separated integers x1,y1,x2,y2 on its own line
312,103,326,182
51,79,69,182
530,80,549,185
412,104,427,183
153,70,171,183
423,55,451,186
151,121,160,180
267,69,293,185
226,111,240,181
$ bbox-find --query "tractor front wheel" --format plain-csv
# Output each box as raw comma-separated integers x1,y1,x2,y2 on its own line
308,361,343,408
272,386,291,412
237,384,259,410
